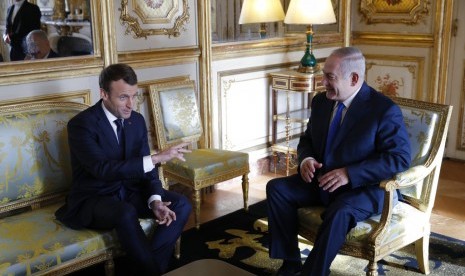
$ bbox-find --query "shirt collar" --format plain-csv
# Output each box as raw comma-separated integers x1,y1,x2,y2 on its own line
14,0,25,7
101,101,118,124
339,86,361,109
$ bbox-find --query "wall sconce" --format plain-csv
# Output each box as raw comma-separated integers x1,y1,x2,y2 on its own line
284,0,336,73
238,0,285,39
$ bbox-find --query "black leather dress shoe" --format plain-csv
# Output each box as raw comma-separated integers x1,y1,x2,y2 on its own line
275,260,302,276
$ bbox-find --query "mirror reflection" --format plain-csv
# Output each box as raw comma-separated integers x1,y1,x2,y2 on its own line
1,0,93,63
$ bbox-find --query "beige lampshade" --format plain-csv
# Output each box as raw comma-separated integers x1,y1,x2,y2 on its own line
238,0,285,24
284,0,336,25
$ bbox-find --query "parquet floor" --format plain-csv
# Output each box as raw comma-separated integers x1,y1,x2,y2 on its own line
182,158,465,241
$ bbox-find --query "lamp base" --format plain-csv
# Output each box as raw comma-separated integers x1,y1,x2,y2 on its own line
297,64,319,74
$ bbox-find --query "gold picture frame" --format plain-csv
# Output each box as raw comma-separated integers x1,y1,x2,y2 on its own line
119,0,190,39
365,54,425,100
360,0,430,25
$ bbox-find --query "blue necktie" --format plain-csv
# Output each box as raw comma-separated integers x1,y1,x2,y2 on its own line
114,119,125,147
324,102,345,158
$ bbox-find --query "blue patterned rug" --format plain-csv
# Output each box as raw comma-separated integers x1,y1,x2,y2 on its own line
177,201,465,275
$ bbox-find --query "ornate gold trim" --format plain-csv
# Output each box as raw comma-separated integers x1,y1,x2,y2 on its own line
133,0,178,24
457,62,465,151
119,0,190,38
351,32,434,47
0,0,105,86
365,54,425,100
0,90,91,107
360,0,431,25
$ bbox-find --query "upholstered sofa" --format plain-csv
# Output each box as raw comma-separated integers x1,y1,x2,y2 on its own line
0,101,157,276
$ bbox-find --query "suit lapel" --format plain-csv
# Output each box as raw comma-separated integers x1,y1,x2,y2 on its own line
92,101,120,148
332,83,371,150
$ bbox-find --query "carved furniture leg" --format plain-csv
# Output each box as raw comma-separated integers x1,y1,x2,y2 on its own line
366,260,378,276
242,174,249,211
415,234,430,274
194,189,201,229
175,237,181,259
104,258,115,276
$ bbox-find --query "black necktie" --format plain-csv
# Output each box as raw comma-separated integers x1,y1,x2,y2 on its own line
114,119,125,147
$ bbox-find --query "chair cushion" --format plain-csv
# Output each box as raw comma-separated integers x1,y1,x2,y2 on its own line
298,201,427,245
164,149,249,182
0,203,155,275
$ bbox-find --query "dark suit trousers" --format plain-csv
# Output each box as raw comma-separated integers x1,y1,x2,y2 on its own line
266,174,384,276
86,189,191,275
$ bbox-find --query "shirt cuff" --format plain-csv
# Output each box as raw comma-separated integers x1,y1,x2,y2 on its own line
300,157,315,170
147,194,162,209
143,155,155,173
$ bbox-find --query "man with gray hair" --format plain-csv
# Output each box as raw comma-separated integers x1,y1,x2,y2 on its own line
25,30,59,60
266,47,411,275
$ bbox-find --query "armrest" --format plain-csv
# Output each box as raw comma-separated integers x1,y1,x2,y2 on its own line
379,165,430,191
369,165,431,244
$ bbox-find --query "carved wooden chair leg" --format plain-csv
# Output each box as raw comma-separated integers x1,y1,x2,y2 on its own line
415,234,430,274
272,151,278,174
104,258,115,276
366,261,378,276
193,189,201,229
175,237,181,259
242,174,249,211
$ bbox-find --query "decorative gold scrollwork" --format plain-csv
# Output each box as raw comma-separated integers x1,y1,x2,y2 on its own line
360,0,430,25
119,0,190,39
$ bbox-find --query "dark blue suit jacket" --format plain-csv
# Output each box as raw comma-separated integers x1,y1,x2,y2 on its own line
5,1,41,60
56,100,164,228
297,82,411,203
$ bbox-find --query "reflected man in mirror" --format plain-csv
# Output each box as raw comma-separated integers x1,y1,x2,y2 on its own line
3,0,41,61
24,30,60,60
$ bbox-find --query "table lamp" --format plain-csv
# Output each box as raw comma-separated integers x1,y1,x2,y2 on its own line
284,0,337,73
238,0,285,39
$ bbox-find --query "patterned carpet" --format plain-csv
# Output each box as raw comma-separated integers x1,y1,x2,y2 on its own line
177,201,465,275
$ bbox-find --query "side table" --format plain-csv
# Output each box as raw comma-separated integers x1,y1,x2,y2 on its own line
269,69,325,175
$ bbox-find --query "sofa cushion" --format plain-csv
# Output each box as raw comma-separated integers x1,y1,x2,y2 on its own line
0,203,155,275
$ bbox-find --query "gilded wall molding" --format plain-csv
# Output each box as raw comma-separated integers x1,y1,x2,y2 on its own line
360,0,431,25
351,32,434,47
0,90,91,107
133,0,178,24
119,0,190,39
365,54,425,100
458,62,465,151
0,0,105,86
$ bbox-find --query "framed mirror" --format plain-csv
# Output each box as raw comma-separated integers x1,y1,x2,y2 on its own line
0,0,104,85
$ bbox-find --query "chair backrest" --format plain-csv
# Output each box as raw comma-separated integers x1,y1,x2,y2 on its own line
149,79,202,150
57,36,93,57
392,97,452,212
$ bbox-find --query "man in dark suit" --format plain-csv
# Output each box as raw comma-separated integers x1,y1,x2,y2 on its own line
24,30,59,60
3,0,41,61
267,47,411,276
55,63,192,275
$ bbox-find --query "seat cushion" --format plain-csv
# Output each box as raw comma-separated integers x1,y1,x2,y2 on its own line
164,149,249,182
0,203,155,275
298,201,427,245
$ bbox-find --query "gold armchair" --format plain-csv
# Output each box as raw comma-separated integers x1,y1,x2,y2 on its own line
298,97,452,275
149,79,250,229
